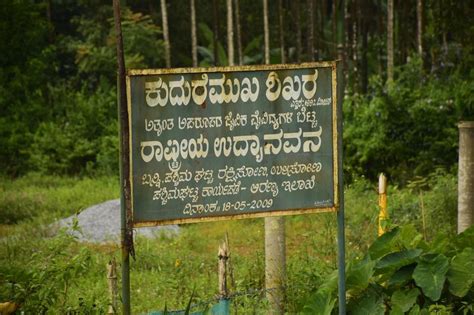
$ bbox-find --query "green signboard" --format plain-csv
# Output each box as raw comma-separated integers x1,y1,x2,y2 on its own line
127,62,341,226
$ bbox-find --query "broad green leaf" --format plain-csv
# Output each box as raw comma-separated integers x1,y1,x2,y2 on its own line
346,258,376,296
453,226,474,251
429,233,452,255
413,254,449,301
376,249,422,272
390,306,404,315
447,247,474,297
198,23,214,44
369,228,400,260
388,263,416,287
391,288,419,312
398,224,422,249
302,289,336,315
349,289,385,315
408,304,420,315
318,269,339,294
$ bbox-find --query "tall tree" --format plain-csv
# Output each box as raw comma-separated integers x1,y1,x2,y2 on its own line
360,0,368,93
417,0,423,56
387,0,394,83
161,0,171,68
278,0,286,63
212,0,220,65
321,0,327,58
307,0,315,61
350,0,359,88
227,0,234,66
45,0,54,42
263,0,270,64
190,0,198,67
234,0,243,65
332,0,337,57
294,0,302,62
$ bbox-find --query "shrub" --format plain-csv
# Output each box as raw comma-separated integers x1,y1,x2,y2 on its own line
303,225,474,314
344,57,474,183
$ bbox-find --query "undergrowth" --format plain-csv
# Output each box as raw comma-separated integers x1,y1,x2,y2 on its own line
0,171,462,313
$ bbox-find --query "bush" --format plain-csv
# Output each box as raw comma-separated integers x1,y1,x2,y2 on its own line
303,225,474,314
28,85,117,175
0,225,107,313
344,57,474,183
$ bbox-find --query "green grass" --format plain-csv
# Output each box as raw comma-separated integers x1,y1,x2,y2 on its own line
0,172,458,313
0,174,119,226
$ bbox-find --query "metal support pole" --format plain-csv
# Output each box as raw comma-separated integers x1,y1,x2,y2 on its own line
113,1,132,314
336,62,346,314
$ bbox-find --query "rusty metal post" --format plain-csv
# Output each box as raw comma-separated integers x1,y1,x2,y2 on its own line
113,1,133,314
458,121,474,234
107,259,118,314
378,173,388,236
336,61,346,315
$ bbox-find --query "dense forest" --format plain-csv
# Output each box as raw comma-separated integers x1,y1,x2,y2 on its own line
1,0,473,182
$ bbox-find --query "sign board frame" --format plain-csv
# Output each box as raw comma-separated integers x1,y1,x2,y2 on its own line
126,62,342,227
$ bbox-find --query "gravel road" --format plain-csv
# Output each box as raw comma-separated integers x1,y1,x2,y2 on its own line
56,199,179,243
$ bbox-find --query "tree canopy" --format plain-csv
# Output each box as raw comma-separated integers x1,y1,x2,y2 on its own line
0,0,472,181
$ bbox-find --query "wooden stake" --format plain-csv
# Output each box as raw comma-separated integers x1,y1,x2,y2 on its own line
218,240,229,299
378,173,388,236
420,192,427,240
107,259,118,314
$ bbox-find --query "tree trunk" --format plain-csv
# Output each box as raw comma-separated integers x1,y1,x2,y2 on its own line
332,0,337,57
263,0,270,64
377,0,384,74
227,0,234,66
190,0,198,67
278,0,286,63
342,0,349,81
295,0,302,63
212,0,220,65
417,0,423,56
161,0,171,68
351,0,358,89
45,0,54,42
313,0,320,60
234,0,243,65
321,0,327,58
306,0,314,61
458,122,474,234
360,0,368,93
387,0,394,83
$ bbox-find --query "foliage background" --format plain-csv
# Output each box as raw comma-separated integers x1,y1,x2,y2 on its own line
0,0,472,181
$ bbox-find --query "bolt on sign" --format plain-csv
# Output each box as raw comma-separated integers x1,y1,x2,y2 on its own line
127,62,342,226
